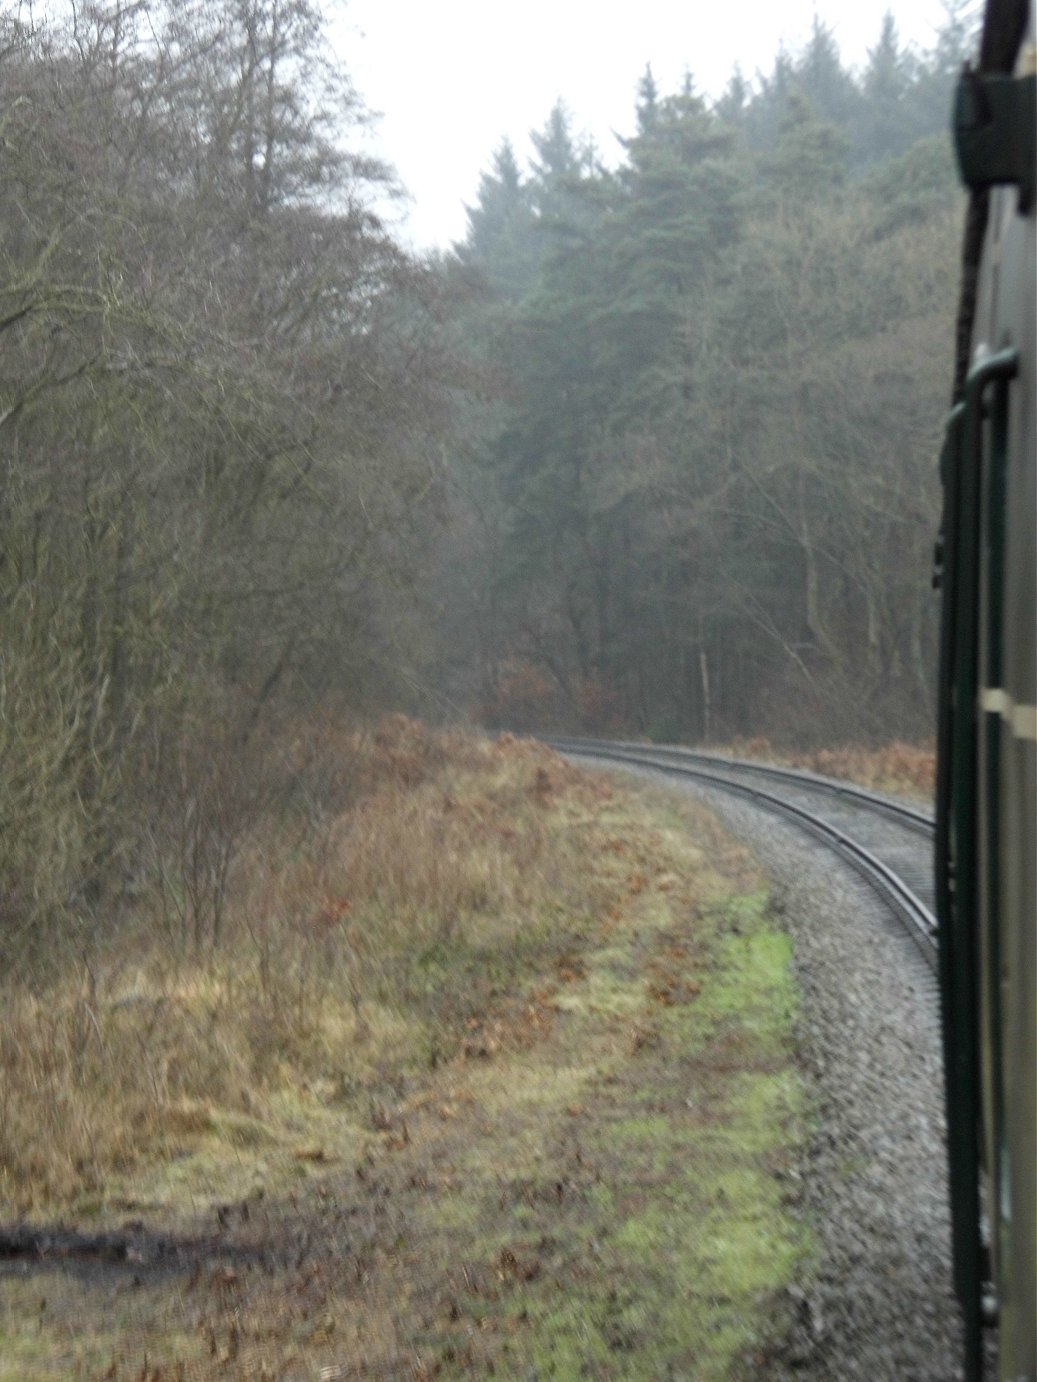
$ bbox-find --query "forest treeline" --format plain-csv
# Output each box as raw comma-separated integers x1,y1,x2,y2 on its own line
440,12,968,746
1,2,966,966
0,0,456,968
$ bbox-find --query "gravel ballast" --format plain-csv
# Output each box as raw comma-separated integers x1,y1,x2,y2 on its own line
590,761,964,1380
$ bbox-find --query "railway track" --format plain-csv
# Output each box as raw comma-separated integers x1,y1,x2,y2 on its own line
544,736,938,970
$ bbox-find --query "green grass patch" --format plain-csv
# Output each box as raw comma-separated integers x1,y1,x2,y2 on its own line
0,738,810,1380
408,793,811,1378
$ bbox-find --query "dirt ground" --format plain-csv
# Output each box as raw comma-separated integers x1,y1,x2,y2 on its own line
1,776,807,1379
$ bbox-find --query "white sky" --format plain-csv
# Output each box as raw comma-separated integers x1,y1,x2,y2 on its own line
333,0,956,252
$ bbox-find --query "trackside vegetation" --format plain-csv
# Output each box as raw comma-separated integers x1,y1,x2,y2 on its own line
0,6,954,1372
1,2,952,1033
0,723,809,1378
440,14,970,747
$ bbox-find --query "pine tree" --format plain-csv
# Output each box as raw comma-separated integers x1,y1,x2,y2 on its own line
858,13,919,162
745,48,796,152
796,17,860,129
715,67,749,128
603,83,741,412
768,91,849,198
457,139,537,301
528,101,597,234
913,0,978,132
635,65,659,135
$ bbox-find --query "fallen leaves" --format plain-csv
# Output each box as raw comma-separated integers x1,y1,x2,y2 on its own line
725,734,934,798
556,953,586,984
496,1246,541,1283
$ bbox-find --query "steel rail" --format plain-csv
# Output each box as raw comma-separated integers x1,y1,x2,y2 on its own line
549,738,938,969
545,736,934,836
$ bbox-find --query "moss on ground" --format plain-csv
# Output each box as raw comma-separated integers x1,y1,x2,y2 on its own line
0,753,809,1378
411,878,809,1379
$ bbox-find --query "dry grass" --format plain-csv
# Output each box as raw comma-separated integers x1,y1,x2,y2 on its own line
725,735,935,800
0,757,808,1378
0,717,603,1210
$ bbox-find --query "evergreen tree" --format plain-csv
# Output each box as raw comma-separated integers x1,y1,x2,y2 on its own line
714,66,749,127
913,0,978,131
767,92,849,198
528,100,597,234
604,83,741,407
530,102,579,187
437,30,962,742
796,17,860,129
634,65,660,135
859,13,918,163
457,139,537,301
744,47,795,152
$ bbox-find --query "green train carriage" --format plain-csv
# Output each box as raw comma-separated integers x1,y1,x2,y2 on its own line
936,0,1036,1375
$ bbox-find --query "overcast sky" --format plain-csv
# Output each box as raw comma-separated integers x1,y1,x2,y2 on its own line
332,0,958,252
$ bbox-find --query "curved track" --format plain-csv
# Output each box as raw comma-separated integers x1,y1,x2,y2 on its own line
545,736,938,969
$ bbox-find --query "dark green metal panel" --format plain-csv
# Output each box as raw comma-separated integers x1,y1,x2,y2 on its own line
935,350,1019,1381
979,361,1013,1312
954,71,1037,212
